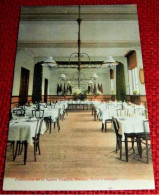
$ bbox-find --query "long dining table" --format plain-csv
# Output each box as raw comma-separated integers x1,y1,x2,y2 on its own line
117,116,149,161
8,118,39,164
67,100,93,110
9,101,68,164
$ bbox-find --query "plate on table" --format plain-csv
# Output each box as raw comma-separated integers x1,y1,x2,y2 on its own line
26,118,37,122
10,120,19,125
118,117,127,121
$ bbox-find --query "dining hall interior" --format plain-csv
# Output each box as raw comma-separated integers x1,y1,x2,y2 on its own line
3,5,155,190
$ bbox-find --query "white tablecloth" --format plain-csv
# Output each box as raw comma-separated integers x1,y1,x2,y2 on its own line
43,108,59,122
96,101,145,124
97,103,118,123
24,107,59,122
8,117,47,145
68,100,93,105
8,118,38,145
117,116,149,141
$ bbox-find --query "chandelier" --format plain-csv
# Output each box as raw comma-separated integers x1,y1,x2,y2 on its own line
43,5,118,88
59,72,98,88
68,5,91,71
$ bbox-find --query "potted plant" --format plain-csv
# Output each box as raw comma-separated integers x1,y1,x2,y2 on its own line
73,92,78,100
133,90,139,95
111,90,115,101
131,90,141,105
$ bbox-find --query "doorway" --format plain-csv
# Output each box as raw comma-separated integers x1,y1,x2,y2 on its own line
19,67,30,105
44,78,48,103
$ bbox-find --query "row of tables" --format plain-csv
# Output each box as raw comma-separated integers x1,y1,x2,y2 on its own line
10,102,68,143
8,100,150,163
8,101,69,164
67,100,93,110
10,100,148,144
93,101,148,134
9,100,97,146
93,101,150,162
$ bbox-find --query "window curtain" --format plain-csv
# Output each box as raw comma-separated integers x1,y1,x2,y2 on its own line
127,50,137,70
116,62,126,101
32,62,43,103
110,69,114,79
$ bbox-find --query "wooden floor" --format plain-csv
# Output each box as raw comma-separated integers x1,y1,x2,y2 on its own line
4,111,154,181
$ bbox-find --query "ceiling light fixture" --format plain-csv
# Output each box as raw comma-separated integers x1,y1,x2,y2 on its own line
60,74,67,80
91,73,98,80
42,56,57,68
102,56,119,66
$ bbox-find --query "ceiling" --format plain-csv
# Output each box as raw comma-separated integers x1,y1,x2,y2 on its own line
17,5,141,61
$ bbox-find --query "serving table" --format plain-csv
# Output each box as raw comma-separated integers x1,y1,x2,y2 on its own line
68,101,93,110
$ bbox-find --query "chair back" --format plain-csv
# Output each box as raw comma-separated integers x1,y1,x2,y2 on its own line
117,104,122,109
16,109,25,117
134,108,144,115
32,110,44,118
34,118,43,140
112,117,119,136
143,120,150,138
98,108,103,119
116,109,121,116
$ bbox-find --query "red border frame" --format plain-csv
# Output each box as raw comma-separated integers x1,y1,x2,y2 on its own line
0,0,158,194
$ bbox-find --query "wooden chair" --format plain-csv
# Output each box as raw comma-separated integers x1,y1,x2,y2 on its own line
135,120,151,163
14,140,28,165
44,108,60,134
32,109,44,118
32,118,44,161
15,109,25,117
47,116,60,134
14,119,43,164
134,108,145,115
112,117,136,160
59,105,65,121
104,119,112,132
124,132,137,162
112,117,123,159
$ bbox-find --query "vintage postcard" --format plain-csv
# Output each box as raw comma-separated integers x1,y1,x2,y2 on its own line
3,5,155,191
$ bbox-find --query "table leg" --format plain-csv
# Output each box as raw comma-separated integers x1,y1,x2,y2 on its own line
49,117,52,134
14,141,18,161
120,140,122,159
105,121,107,132
94,111,97,121
125,134,128,162
101,123,104,132
12,141,15,161
24,141,28,165
137,138,142,158
57,118,60,132
92,107,94,115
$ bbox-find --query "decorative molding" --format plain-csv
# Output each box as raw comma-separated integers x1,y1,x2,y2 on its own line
18,40,140,49
20,6,137,21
